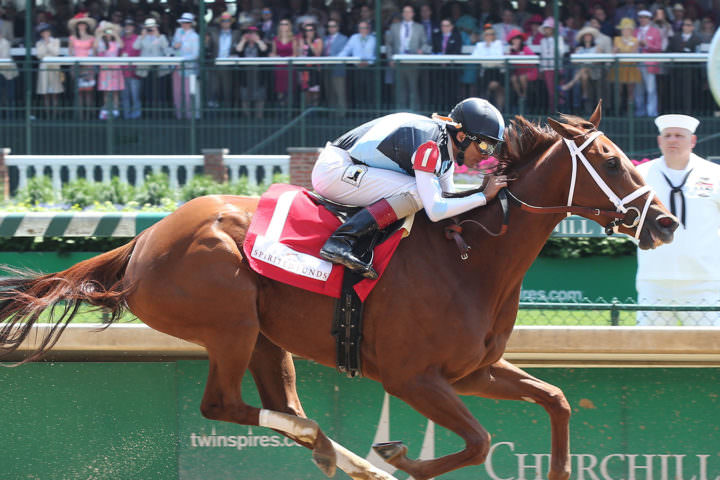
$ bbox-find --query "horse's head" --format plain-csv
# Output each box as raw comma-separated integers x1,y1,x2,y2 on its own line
546,101,678,249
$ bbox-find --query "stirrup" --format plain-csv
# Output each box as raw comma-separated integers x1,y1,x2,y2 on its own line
319,250,378,280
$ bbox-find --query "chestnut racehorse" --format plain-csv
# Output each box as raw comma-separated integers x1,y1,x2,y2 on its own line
0,104,677,480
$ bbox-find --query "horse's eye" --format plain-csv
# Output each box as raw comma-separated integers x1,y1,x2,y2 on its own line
606,157,619,169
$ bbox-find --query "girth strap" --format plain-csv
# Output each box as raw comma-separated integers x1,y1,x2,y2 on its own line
332,270,365,378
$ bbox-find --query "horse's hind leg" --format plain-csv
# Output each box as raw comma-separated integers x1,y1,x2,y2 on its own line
453,358,571,480
200,325,337,477
249,334,399,480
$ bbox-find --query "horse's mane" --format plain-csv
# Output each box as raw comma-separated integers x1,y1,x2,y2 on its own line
494,114,596,178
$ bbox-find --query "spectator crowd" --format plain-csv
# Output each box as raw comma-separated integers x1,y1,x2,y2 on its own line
0,0,717,120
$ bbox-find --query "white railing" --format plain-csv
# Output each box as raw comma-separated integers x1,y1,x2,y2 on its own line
225,155,289,184
393,52,709,64
215,56,363,66
10,52,710,68
6,154,290,191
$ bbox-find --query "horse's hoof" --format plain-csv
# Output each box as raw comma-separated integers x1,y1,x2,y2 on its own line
372,441,407,462
312,430,337,477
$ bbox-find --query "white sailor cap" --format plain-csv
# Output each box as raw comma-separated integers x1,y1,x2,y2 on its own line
654,114,700,134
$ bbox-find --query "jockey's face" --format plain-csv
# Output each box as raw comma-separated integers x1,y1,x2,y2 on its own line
455,131,496,168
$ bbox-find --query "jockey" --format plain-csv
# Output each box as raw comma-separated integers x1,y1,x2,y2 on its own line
312,97,509,279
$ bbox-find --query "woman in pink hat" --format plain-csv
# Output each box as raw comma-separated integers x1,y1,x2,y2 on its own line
68,13,97,119
96,21,124,119
506,29,537,106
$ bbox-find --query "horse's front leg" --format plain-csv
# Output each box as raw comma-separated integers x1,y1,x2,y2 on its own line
452,358,571,480
374,372,492,480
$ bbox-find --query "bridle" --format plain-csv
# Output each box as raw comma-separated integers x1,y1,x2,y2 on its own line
445,130,656,259
562,130,655,238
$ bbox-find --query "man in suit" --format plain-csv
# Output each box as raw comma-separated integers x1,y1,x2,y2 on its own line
493,8,521,47
386,4,429,110
418,4,437,114
257,6,275,41
323,19,348,116
206,11,241,108
431,18,462,107
669,18,703,112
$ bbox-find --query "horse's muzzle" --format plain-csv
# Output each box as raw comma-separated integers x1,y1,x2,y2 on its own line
638,212,679,250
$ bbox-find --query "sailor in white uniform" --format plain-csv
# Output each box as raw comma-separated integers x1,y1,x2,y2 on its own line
636,114,720,325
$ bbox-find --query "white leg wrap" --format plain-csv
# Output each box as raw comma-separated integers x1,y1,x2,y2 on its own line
329,439,400,480
258,409,318,443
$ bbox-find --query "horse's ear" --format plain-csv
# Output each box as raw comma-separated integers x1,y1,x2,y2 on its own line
546,117,583,139
589,100,602,128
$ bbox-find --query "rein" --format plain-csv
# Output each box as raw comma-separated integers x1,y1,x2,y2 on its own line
445,130,656,260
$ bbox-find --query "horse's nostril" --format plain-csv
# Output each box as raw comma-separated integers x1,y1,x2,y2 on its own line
657,216,675,228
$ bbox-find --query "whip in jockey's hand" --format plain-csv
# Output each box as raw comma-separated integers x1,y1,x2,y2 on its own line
312,98,506,279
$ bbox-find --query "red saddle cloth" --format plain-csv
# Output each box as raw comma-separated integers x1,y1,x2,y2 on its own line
243,184,405,301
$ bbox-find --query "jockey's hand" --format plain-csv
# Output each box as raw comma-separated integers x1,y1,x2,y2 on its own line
481,174,508,201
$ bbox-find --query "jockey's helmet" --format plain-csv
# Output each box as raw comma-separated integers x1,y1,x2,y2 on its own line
447,98,505,162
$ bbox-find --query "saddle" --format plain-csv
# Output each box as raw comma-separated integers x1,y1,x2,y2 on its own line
243,184,414,378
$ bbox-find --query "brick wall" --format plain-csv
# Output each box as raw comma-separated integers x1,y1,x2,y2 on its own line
288,147,322,188
202,148,229,183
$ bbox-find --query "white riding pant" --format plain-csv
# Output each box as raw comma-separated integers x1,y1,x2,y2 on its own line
312,144,424,207
636,280,720,326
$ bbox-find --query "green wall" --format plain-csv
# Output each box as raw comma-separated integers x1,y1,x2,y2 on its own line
3,360,719,480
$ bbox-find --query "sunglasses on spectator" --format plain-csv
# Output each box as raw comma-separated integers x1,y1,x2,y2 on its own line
280,22,290,26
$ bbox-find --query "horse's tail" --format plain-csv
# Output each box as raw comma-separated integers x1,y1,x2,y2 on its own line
0,237,139,365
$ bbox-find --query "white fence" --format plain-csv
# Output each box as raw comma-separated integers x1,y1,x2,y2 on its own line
6,154,290,191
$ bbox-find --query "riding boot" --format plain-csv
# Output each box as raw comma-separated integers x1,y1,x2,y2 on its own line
320,198,400,280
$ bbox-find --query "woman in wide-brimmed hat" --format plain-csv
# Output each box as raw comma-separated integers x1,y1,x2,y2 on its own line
68,13,97,118
561,26,601,111
95,21,124,119
35,23,63,117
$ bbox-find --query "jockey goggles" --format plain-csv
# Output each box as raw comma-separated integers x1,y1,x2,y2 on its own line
466,135,499,156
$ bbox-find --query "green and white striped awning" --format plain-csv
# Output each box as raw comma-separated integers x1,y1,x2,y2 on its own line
0,212,610,238
0,213,169,237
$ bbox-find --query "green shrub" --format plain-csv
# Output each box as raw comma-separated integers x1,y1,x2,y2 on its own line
15,176,56,205
61,178,105,208
98,177,136,205
134,173,175,206
180,175,228,201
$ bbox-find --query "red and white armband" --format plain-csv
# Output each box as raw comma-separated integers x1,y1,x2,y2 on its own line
412,141,441,176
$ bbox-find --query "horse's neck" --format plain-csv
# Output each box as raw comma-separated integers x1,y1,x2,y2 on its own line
459,140,572,310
